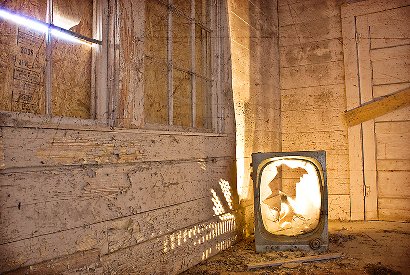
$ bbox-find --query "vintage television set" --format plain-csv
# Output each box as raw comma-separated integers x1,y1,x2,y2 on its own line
251,151,328,252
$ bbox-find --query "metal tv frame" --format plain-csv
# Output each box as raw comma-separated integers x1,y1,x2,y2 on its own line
251,151,328,252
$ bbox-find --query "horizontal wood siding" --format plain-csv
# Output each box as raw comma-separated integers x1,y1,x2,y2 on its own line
0,0,239,273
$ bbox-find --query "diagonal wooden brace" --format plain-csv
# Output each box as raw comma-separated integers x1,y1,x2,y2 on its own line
345,87,410,127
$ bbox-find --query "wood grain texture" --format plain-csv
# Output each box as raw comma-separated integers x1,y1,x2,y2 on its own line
0,1,239,274
0,158,235,243
248,253,343,269
379,198,410,221
344,87,410,127
341,0,410,18
0,127,234,169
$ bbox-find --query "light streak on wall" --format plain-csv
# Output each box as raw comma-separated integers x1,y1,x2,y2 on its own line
219,179,233,210
211,189,226,216
0,8,94,46
162,215,236,253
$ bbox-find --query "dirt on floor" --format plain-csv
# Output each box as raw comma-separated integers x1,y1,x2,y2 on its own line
181,221,410,275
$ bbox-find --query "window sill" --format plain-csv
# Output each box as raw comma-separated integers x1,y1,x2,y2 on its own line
0,111,227,137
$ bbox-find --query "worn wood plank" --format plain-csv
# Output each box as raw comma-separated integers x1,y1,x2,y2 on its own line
282,131,348,151
0,127,234,169
278,0,342,27
101,216,238,274
4,249,100,275
328,194,350,220
372,55,410,86
341,0,410,18
374,83,410,98
281,84,345,111
344,87,410,127
375,105,410,122
0,211,238,273
378,171,410,198
115,0,145,127
368,5,410,49
0,158,235,243
282,109,345,132
342,15,360,110
279,39,343,67
280,61,344,90
347,126,364,220
279,15,341,47
375,121,410,134
377,160,410,171
356,15,378,220
379,198,410,221
0,128,4,169
376,132,410,160
362,120,378,220
248,253,343,269
341,3,365,221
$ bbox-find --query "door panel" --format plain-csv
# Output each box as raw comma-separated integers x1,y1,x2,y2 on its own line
343,0,410,221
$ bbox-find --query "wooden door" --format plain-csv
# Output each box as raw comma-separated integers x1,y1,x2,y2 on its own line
342,0,410,221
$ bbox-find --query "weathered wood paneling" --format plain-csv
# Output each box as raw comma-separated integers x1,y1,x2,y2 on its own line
279,0,349,220
0,158,234,243
376,133,410,160
280,61,344,90
280,39,343,68
328,194,350,220
379,198,410,222
279,15,341,47
0,0,239,274
101,220,238,274
378,171,410,198
278,0,342,27
1,212,238,273
0,127,234,169
368,5,410,50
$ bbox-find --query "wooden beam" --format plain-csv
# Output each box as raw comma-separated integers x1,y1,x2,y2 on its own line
345,87,410,127
248,253,343,269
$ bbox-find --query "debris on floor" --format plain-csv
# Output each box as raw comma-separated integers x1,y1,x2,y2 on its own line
181,221,410,274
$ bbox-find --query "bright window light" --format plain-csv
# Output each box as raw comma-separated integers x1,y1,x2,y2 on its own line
0,8,97,46
0,9,48,33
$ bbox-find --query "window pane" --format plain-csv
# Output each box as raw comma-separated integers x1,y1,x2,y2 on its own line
172,13,190,70
196,76,212,129
51,36,92,118
195,25,210,78
53,0,93,38
173,69,191,127
173,0,191,15
0,0,47,21
195,0,210,27
0,1,47,114
144,57,168,124
145,0,168,60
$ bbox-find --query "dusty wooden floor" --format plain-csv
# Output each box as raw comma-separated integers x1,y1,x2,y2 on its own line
181,221,410,275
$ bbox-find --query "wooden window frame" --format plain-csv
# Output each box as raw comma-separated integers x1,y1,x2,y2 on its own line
140,0,223,134
0,0,111,128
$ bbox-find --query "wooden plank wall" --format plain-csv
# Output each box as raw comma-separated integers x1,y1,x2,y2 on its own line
365,5,410,221
227,0,281,235
278,0,350,220
0,0,239,274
